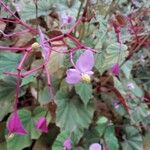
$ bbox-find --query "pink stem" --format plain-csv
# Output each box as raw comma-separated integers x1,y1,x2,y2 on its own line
45,65,54,101
0,29,30,37
17,51,31,70
0,0,37,34
47,34,64,43
14,70,21,111
0,18,20,24
0,46,27,51
22,65,44,77
67,17,82,34
67,34,84,47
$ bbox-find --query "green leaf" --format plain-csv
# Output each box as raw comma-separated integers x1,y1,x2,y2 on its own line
14,0,55,21
47,51,65,74
0,100,12,121
95,43,128,74
0,77,17,101
83,117,108,147
104,126,119,150
130,102,149,124
6,107,51,150
56,87,94,131
0,52,21,77
121,60,133,79
113,77,126,95
52,130,70,150
21,74,36,86
75,83,93,106
98,116,108,124
39,86,51,105
53,129,83,150
125,80,144,97
121,126,143,150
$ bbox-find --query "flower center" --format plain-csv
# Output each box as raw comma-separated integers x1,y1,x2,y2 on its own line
81,74,91,83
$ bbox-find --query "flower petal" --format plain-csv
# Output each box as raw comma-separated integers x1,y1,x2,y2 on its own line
63,138,72,150
89,143,102,150
7,111,27,135
66,69,81,84
36,117,48,133
38,27,50,61
76,50,94,73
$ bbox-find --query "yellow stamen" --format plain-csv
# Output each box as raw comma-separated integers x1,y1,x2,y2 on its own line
81,74,91,83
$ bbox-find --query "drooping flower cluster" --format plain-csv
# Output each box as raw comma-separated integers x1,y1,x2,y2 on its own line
66,50,94,84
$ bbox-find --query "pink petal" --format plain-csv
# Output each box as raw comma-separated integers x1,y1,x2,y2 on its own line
66,69,81,84
7,111,27,135
63,138,72,150
89,143,102,150
36,117,48,133
76,50,94,73
38,27,50,60
111,63,120,76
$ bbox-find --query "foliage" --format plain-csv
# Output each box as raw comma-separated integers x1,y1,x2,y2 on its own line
0,0,150,150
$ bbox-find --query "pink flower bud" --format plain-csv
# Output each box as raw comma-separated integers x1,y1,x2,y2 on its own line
36,117,48,133
111,63,120,76
7,111,27,135
63,138,72,150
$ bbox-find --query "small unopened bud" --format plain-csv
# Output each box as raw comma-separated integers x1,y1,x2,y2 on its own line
31,42,40,50
81,74,91,83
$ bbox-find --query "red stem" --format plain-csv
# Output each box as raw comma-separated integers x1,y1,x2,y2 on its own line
0,46,26,51
0,0,37,34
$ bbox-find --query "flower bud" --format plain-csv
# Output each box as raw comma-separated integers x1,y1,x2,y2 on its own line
31,42,40,50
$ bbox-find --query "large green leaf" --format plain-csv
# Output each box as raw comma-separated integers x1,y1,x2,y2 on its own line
0,101,12,121
47,50,65,74
0,76,17,101
0,52,21,77
75,83,93,106
6,107,51,150
56,87,94,131
95,43,128,74
104,126,119,150
130,102,149,124
14,0,56,21
121,126,143,150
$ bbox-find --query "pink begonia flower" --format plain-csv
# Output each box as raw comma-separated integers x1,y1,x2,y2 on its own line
36,117,48,133
89,143,102,150
66,50,94,84
38,27,50,61
63,138,72,150
111,63,120,76
7,111,27,135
